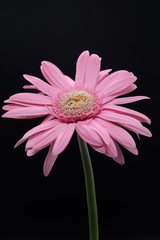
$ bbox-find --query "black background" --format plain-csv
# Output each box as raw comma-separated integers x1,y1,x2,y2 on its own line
0,0,159,239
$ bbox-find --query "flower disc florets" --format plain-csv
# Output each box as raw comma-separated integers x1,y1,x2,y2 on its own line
53,89,101,123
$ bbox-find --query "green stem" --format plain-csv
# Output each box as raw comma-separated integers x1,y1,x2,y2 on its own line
77,134,99,240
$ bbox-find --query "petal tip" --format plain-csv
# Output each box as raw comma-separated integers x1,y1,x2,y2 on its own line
43,169,49,177
148,132,152,137
41,60,48,66
14,143,19,149
120,161,125,165
27,150,34,157
23,74,30,80
14,138,25,148
80,50,90,57
1,112,8,118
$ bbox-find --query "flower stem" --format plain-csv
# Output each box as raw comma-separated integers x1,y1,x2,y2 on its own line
77,134,99,240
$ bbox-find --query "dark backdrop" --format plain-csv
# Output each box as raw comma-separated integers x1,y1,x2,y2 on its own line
0,0,159,239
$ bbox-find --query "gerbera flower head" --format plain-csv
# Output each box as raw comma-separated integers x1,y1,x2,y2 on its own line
2,51,152,176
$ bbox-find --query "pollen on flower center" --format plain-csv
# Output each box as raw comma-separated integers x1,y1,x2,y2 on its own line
61,90,95,114
54,90,101,123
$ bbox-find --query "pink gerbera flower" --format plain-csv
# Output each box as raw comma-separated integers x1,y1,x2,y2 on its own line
2,51,152,176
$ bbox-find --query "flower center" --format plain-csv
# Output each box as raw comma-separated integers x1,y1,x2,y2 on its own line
54,90,101,123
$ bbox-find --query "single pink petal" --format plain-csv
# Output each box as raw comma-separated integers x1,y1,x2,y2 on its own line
23,74,59,97
113,83,137,96
98,110,142,127
125,145,138,155
101,84,137,105
75,51,90,87
96,71,137,97
2,106,50,119
43,144,58,176
89,144,106,154
89,119,111,145
119,122,152,137
4,100,30,107
7,93,52,105
23,85,37,90
15,119,60,148
64,75,75,87
40,61,71,90
111,141,125,164
3,104,24,111
26,149,35,156
110,96,150,105
84,54,101,89
42,115,55,123
75,120,103,147
102,104,151,124
23,75,75,90
105,138,118,158
52,123,75,155
98,69,112,83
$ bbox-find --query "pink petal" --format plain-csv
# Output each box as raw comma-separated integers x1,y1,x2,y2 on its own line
26,124,66,155
52,123,75,155
84,54,101,89
111,141,125,164
100,110,152,137
2,106,50,119
99,111,152,137
102,104,151,124
105,138,118,158
98,110,152,137
75,120,103,147
119,122,152,137
64,75,75,87
15,119,60,148
90,138,118,159
23,74,59,97
100,84,137,105
96,71,137,97
6,93,52,105
89,119,111,145
98,110,141,126
95,117,136,149
89,144,106,154
75,51,90,87
125,145,138,155
40,61,71,90
42,115,55,123
110,96,150,105
4,100,30,107
98,69,112,83
43,144,58,176
114,83,137,96
3,104,24,111
23,85,37,90
26,131,53,156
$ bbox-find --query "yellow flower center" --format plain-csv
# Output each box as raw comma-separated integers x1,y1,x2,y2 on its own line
54,89,101,123
59,90,96,116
